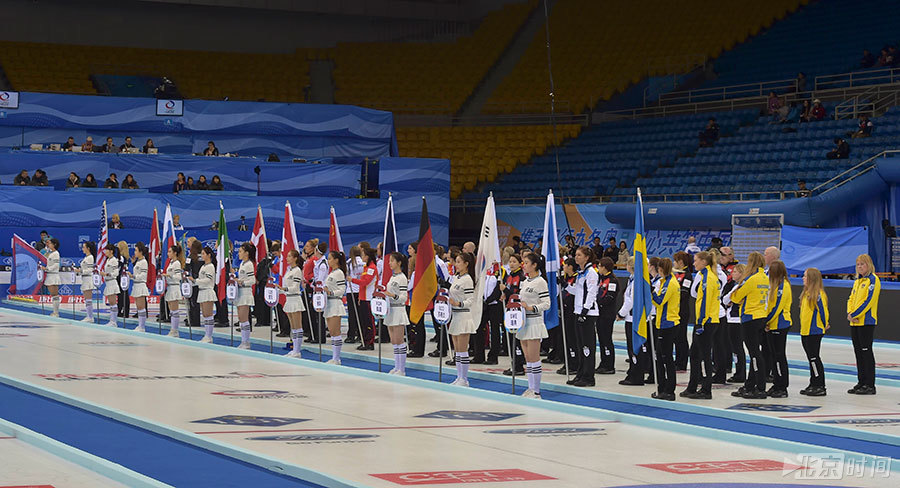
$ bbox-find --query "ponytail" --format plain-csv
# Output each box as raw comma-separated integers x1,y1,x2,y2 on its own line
390,251,409,277
524,251,546,281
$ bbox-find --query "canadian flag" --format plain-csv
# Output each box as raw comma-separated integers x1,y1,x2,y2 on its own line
329,206,343,254
281,201,299,280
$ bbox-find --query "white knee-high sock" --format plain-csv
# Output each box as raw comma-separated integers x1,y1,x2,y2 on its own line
138,309,147,329
170,310,181,331
455,353,463,378
398,343,408,373
525,363,534,391
292,330,302,353
458,351,470,379
332,335,343,361
85,300,93,320
108,304,117,325
240,321,251,345
528,361,542,393
202,316,213,338
52,296,60,315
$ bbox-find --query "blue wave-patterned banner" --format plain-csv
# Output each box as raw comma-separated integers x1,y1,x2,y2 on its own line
0,92,398,158
379,157,450,194
0,189,449,256
0,150,360,197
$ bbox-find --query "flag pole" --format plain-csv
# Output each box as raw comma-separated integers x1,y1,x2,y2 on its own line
638,188,658,385
552,190,571,382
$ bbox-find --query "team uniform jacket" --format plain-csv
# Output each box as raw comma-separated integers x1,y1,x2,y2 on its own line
847,274,880,326
800,290,828,336
651,275,680,329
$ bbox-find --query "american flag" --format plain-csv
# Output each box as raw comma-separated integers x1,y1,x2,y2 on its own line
96,200,109,276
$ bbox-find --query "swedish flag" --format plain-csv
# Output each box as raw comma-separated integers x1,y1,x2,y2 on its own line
632,189,651,355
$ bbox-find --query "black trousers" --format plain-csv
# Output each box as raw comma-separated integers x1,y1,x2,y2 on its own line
547,324,563,361
767,328,789,391
575,316,597,382
117,289,130,317
300,292,314,340
686,324,712,393
711,319,731,379
188,288,200,327
595,314,615,370
407,306,426,355
760,327,774,377
653,326,676,394
851,325,876,387
728,321,746,380
346,292,361,341
673,322,689,370
274,304,289,335
482,302,504,361
801,334,825,387
306,287,325,343
430,310,453,353
561,310,580,371
254,287,270,328
358,300,374,346
742,318,767,392
624,321,650,382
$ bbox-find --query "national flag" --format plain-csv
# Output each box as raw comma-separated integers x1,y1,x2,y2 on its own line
10,234,47,295
632,188,652,355
542,191,560,329
148,207,161,292
473,192,501,327
250,205,267,274
216,202,231,303
96,201,109,276
380,194,398,287
161,204,176,271
409,197,437,324
329,206,344,253
280,201,299,281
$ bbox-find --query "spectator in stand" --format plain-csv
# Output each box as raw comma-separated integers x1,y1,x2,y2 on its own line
797,180,811,198
100,137,118,153
110,213,123,229
186,176,196,190
172,214,184,231
850,114,874,138
616,240,629,268
30,169,49,186
698,117,720,147
66,172,80,188
877,48,894,67
172,172,187,193
563,235,577,258
891,46,900,67
795,72,807,93
81,136,95,152
119,136,136,152
826,137,850,160
142,138,156,153
82,173,98,188
811,99,826,121
781,101,803,123
62,136,77,151
861,49,876,69
684,236,701,255
195,175,209,190
590,237,604,258
14,169,30,186
122,174,139,189
511,235,526,254
603,237,619,262
203,141,219,156
104,173,120,188
767,91,783,118
209,175,224,191
799,100,813,122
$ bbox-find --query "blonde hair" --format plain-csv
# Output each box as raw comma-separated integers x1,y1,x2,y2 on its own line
116,240,130,260
708,247,722,267
747,251,765,270
695,251,713,270
767,260,787,304
732,263,746,281
801,267,826,310
502,246,514,265
855,254,874,278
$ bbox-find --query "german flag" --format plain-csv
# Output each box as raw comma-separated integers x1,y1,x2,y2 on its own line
410,197,437,324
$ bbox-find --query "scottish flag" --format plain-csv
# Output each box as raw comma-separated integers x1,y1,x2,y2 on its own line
632,189,652,354
542,191,560,329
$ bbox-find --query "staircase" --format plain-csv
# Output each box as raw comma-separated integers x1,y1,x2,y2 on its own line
457,0,553,116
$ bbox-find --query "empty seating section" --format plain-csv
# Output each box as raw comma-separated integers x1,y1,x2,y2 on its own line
397,124,580,198
709,0,900,88
624,108,900,199
0,42,309,102
483,0,805,114
472,110,755,201
329,1,536,114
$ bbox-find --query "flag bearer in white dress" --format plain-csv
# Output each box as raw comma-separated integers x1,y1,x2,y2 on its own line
448,252,477,386
234,242,257,349
41,238,62,317
129,243,150,332
164,245,186,337
323,251,348,365
280,250,307,357
75,241,97,322
518,252,552,398
102,244,121,327
384,252,410,375
188,246,218,342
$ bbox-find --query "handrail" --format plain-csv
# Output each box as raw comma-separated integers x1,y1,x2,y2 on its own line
396,112,589,127
815,66,900,90
657,77,797,105
812,149,900,195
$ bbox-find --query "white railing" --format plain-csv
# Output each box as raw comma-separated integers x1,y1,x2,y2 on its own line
813,150,900,195
657,78,797,105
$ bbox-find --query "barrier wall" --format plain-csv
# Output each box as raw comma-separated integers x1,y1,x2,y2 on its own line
0,92,398,159
0,150,361,197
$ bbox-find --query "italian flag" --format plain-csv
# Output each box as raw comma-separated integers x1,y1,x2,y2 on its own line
216,202,231,303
